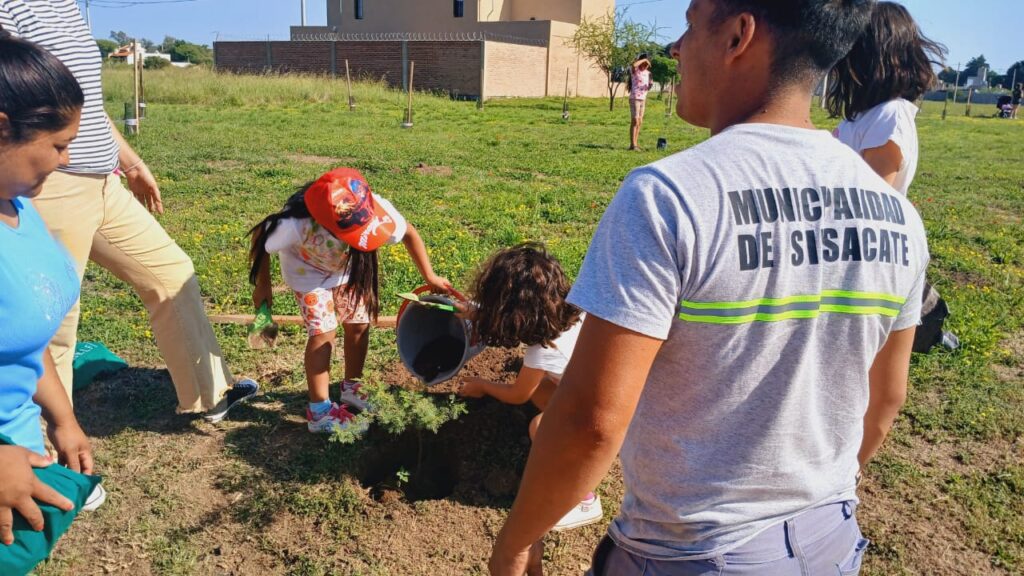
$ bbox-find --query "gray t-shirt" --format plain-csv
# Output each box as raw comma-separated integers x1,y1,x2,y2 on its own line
568,123,928,560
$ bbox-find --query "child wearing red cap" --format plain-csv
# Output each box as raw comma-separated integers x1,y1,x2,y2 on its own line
248,168,451,433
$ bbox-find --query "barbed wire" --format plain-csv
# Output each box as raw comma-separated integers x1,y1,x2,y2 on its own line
282,30,547,46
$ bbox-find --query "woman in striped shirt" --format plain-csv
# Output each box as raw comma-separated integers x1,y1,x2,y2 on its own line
0,0,258,420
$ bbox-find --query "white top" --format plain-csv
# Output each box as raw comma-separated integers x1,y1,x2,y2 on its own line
522,314,585,379
836,98,920,196
264,196,406,294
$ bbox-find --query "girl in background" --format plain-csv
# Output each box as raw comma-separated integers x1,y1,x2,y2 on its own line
828,1,946,196
458,243,601,530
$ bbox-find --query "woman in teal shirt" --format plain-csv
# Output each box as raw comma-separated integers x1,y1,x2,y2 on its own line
0,32,95,549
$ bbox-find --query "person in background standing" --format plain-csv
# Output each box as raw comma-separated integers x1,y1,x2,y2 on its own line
1012,83,1022,120
629,53,654,150
829,1,946,196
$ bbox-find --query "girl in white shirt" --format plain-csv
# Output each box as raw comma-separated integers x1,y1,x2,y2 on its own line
248,168,451,434
828,1,946,196
457,243,600,531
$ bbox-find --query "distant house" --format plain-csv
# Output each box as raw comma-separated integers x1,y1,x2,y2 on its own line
108,43,190,67
215,0,614,98
965,66,989,88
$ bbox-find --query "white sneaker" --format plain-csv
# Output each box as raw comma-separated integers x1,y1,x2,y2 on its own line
82,483,107,512
553,493,603,531
306,403,364,434
339,379,372,412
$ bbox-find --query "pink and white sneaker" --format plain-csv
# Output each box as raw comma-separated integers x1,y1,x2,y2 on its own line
552,493,603,531
339,379,372,412
306,402,362,434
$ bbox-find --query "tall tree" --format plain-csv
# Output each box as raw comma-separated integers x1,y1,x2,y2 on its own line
963,55,988,79
95,39,119,59
1002,61,1024,89
568,9,656,111
109,30,131,46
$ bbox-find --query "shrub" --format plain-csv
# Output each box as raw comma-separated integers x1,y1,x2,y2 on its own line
144,56,171,70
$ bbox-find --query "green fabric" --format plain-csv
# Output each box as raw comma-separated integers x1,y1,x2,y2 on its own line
71,342,128,391
0,433,100,576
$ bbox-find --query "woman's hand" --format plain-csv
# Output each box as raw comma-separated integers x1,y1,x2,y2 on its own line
0,445,73,546
47,422,94,475
124,162,164,214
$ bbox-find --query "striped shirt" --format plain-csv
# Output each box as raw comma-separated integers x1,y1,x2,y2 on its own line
0,0,120,174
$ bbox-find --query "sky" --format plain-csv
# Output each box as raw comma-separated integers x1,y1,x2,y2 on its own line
80,0,1023,73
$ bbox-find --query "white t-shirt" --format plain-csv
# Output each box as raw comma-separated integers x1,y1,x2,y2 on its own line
522,315,585,379
568,123,928,560
264,196,406,294
836,98,920,196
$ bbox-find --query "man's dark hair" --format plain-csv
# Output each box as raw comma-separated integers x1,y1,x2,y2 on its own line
0,31,84,143
712,0,874,86
826,2,946,120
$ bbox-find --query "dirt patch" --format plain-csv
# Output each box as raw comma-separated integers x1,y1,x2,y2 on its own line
859,429,1023,575
285,153,355,165
380,345,523,395
993,330,1024,383
413,162,453,177
943,268,992,289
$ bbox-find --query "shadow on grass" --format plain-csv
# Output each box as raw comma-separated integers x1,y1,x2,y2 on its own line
73,367,201,437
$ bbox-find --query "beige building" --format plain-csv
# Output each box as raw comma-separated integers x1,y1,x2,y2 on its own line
288,0,614,97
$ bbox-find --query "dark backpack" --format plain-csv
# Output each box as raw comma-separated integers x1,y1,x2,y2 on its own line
912,281,953,353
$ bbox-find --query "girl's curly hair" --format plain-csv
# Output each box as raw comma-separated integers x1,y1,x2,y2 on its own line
468,242,581,349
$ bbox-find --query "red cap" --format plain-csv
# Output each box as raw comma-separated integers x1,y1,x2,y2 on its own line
303,168,397,252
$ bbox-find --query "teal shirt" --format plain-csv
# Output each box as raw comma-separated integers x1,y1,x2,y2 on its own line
0,198,80,454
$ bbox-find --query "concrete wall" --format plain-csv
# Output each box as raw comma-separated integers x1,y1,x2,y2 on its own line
547,20,606,98
215,40,482,96
477,0,513,22
484,41,547,97
215,33,607,97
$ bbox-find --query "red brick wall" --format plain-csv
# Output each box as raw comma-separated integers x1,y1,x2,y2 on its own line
214,40,482,97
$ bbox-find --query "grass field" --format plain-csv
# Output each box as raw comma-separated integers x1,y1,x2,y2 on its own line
33,65,1024,575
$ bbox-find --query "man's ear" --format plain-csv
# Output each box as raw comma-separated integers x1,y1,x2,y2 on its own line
725,12,758,63
0,112,12,143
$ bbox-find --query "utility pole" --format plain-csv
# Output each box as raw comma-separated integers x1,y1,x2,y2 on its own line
83,0,91,29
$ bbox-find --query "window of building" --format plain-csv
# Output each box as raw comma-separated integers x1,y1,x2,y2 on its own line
355,0,364,20
454,0,464,18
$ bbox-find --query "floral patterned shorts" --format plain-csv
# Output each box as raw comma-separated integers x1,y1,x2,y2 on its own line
294,286,370,336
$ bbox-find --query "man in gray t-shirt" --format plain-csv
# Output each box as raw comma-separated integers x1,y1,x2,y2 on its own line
488,1,924,575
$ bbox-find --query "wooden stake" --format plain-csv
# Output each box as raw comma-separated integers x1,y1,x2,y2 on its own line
133,40,140,134
562,67,570,120
402,61,415,127
138,45,146,119
941,89,949,120
210,313,396,329
965,87,973,116
345,59,355,111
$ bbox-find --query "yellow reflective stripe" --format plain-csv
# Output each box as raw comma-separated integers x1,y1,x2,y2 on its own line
679,306,900,325
679,290,906,310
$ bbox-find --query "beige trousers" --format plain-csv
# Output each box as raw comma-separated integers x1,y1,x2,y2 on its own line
35,171,232,413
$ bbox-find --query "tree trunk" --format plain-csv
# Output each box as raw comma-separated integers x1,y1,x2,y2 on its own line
606,72,617,111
